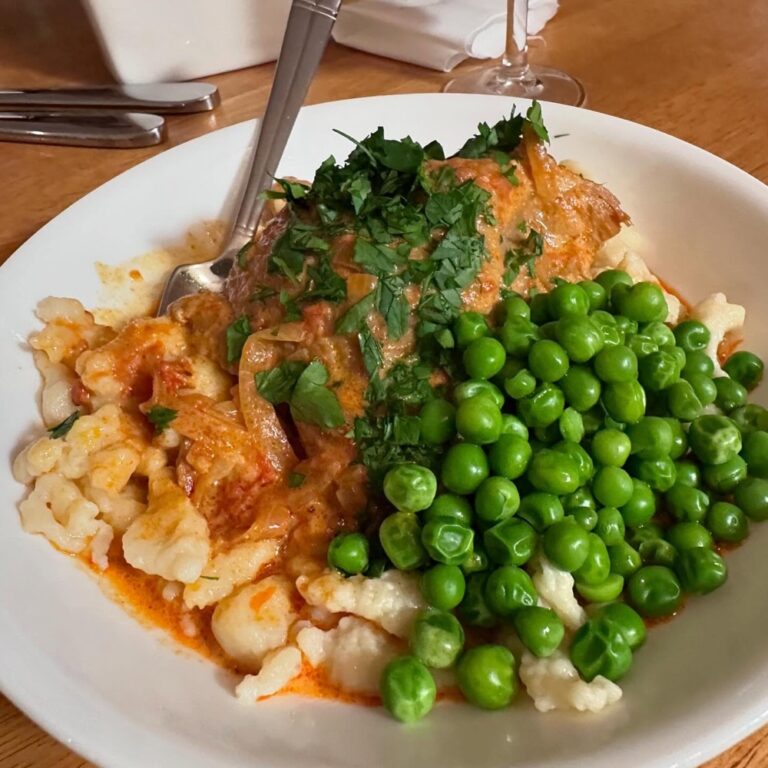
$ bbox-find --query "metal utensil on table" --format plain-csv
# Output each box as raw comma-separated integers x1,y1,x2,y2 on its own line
0,83,219,113
156,0,342,315
0,111,165,148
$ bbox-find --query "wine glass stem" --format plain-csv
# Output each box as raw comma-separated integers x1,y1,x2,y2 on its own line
501,0,533,83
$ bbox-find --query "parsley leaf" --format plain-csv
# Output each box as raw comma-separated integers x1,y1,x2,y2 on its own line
48,411,80,439
376,276,409,339
250,286,277,302
290,361,345,429
503,229,544,285
336,292,375,334
254,361,306,404
146,405,177,434
526,101,550,142
353,238,404,275
359,325,383,376
268,223,329,283
279,290,302,321
299,255,347,304
262,178,310,202
226,315,252,363
288,472,306,488
236,242,253,269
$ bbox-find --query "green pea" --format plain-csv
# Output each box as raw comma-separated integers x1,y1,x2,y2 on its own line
590,429,631,467
453,311,489,348
665,417,689,459
379,512,427,570
591,309,621,341
552,440,594,485
567,499,598,528
327,532,370,575
456,645,517,710
703,455,748,493
674,319,711,352
463,337,507,380
626,416,673,460
421,565,466,610
724,350,764,391
615,282,668,322
686,373,718,406
538,320,561,341
558,407,585,443
629,522,664,547
486,435,529,480
461,543,490,575
474,477,520,524
485,565,538,616
626,334,659,359
410,610,465,669
608,541,642,577
498,316,540,358
666,484,709,523
459,573,497,627
619,479,656,526
559,365,602,412
556,316,604,363
594,345,639,383
741,430,768,478
706,501,748,543
666,380,703,421
527,449,581,495
501,414,529,440
570,616,633,682
674,460,701,488
641,321,676,349
575,573,625,603
627,565,682,617
456,396,503,445
442,443,489,495
593,466,634,508
514,607,565,658
688,414,742,465
667,521,712,551
602,380,646,424
597,602,647,650
501,295,531,323
638,350,679,392
548,283,591,318
421,519,474,565
529,293,552,324
734,477,768,521
504,369,537,399
675,548,727,594
582,407,604,435
380,656,436,722
454,379,505,408
595,507,626,545
595,269,633,296
419,398,456,445
537,421,565,445
543,519,590,571
366,558,387,578
614,315,639,337
484,518,537,566
628,456,677,492
682,349,715,379
519,383,566,428
424,494,473,527
527,340,568,383
638,538,677,568
713,376,748,413
518,492,564,531
573,534,611,585
579,280,608,311
731,404,768,435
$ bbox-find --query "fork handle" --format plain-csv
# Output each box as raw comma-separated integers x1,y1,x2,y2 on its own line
232,0,342,241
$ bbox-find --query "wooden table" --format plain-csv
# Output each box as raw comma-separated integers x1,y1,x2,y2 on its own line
1,0,766,765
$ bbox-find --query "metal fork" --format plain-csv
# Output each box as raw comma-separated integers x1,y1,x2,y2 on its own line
156,0,342,315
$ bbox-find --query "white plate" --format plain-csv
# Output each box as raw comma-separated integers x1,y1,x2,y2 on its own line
2,94,768,768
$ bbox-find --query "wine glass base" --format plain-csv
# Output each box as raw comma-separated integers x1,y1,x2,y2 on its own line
444,64,585,107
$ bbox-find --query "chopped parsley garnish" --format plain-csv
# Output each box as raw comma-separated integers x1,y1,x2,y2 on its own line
146,405,177,434
225,315,252,363
250,286,277,302
262,178,311,203
236,242,253,269
254,360,344,430
335,292,375,334
288,472,306,488
48,411,80,439
525,101,550,142
504,229,544,286
278,290,302,322
358,325,383,376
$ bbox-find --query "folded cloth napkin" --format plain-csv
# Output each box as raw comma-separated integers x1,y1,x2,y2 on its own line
332,0,559,72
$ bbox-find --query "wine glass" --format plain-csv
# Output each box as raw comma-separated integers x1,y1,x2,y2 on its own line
444,0,585,106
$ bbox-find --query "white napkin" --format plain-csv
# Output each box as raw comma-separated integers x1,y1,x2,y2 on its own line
332,0,559,72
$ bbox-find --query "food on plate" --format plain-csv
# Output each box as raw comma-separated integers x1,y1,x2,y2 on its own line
15,102,766,721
